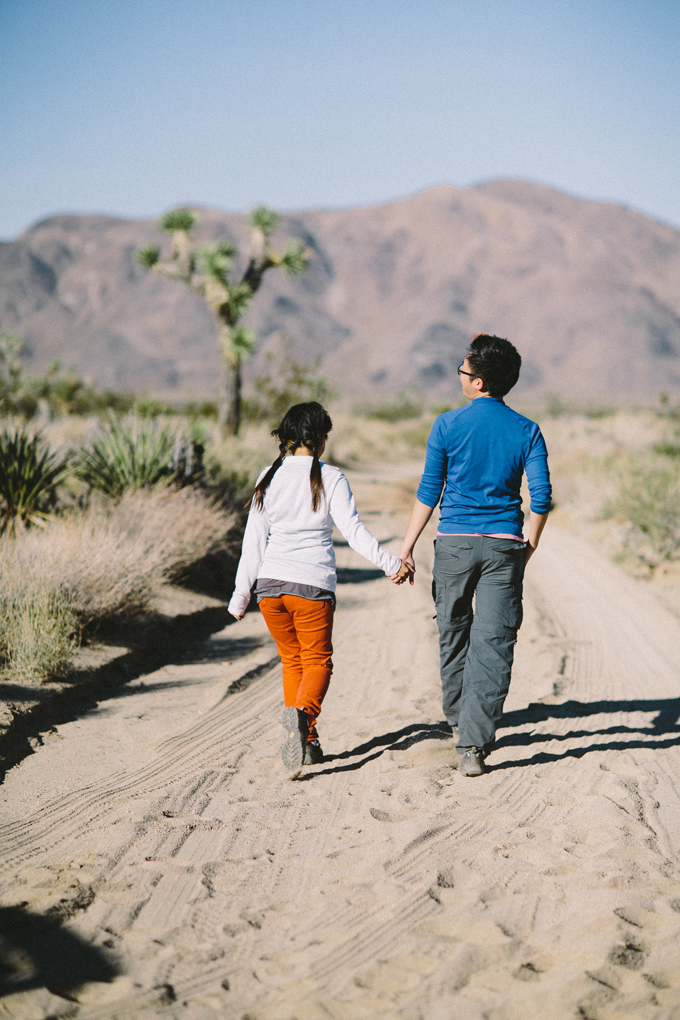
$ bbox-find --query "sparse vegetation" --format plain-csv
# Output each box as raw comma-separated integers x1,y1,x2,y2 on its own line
0,333,134,419
136,207,310,435
654,442,680,458
0,427,70,534
0,486,232,682
243,343,335,427
7,487,232,623
360,393,423,423
74,413,187,497
0,590,78,682
610,458,680,568
536,410,680,580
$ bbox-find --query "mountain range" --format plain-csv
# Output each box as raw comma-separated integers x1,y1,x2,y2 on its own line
1,179,679,399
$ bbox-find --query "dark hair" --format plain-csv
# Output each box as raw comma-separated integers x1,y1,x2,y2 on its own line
251,401,333,512
466,334,522,397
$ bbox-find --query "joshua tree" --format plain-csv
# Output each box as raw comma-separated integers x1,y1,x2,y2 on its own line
137,207,309,435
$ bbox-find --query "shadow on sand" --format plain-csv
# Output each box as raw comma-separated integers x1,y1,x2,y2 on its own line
0,905,119,1001
491,697,680,770
296,722,452,779
298,698,680,778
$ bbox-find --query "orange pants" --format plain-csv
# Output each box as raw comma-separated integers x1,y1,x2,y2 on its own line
258,594,334,737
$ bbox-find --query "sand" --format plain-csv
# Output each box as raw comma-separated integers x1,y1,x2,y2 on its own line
1,463,680,1020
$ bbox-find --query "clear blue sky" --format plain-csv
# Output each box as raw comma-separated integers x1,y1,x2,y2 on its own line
1,0,678,239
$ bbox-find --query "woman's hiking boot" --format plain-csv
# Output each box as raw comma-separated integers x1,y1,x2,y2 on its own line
281,707,309,775
458,747,486,777
303,740,324,765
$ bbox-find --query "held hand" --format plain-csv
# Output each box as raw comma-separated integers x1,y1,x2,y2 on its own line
399,553,415,585
390,559,414,585
524,544,536,565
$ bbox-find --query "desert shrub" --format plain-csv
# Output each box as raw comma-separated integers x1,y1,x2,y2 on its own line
611,458,680,567
0,427,70,534
42,366,134,417
398,423,432,449
362,394,423,423
544,393,566,418
75,413,190,496
584,406,615,420
181,400,218,421
654,442,680,458
243,345,335,426
204,431,272,511
0,590,77,682
0,487,232,625
0,333,133,418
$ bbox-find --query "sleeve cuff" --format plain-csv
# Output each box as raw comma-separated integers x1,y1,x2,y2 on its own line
228,593,250,618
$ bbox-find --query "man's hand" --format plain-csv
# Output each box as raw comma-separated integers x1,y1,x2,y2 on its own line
400,553,415,584
524,511,549,566
397,500,433,585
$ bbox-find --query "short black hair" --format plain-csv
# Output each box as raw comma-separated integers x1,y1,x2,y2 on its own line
467,334,521,397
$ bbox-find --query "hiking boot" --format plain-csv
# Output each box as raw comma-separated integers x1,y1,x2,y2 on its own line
281,707,308,774
458,747,486,777
303,741,324,765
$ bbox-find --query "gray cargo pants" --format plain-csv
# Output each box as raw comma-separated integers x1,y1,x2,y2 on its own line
432,535,526,755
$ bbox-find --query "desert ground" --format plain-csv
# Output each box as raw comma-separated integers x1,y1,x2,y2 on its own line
1,456,680,1020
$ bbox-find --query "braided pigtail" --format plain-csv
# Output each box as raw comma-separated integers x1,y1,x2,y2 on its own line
310,441,325,512
249,439,294,510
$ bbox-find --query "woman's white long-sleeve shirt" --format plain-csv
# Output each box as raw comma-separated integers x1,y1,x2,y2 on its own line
227,457,401,618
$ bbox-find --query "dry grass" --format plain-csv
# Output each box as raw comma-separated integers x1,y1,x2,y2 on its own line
2,487,232,623
0,487,232,682
0,590,78,683
536,410,680,588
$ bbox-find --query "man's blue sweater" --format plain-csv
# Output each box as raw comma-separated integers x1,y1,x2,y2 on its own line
416,397,552,538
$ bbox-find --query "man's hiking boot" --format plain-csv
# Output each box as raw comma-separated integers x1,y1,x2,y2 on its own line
458,747,486,777
303,741,324,765
281,707,308,775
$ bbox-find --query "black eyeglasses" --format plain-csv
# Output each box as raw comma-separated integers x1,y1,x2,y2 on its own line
457,364,478,379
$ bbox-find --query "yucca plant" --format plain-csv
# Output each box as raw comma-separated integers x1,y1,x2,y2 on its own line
75,413,182,498
0,428,70,534
136,205,311,435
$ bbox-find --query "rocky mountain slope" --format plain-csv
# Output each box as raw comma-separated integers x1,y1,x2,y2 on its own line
1,179,679,398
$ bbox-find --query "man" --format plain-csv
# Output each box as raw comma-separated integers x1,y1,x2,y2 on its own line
399,334,551,777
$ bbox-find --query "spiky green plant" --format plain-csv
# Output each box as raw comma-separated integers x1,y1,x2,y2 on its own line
278,239,311,276
136,205,311,435
136,243,161,268
75,414,181,498
160,208,197,233
0,428,70,534
197,240,237,286
249,206,281,237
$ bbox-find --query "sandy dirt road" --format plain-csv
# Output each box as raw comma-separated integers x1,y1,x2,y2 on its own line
2,464,680,1020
